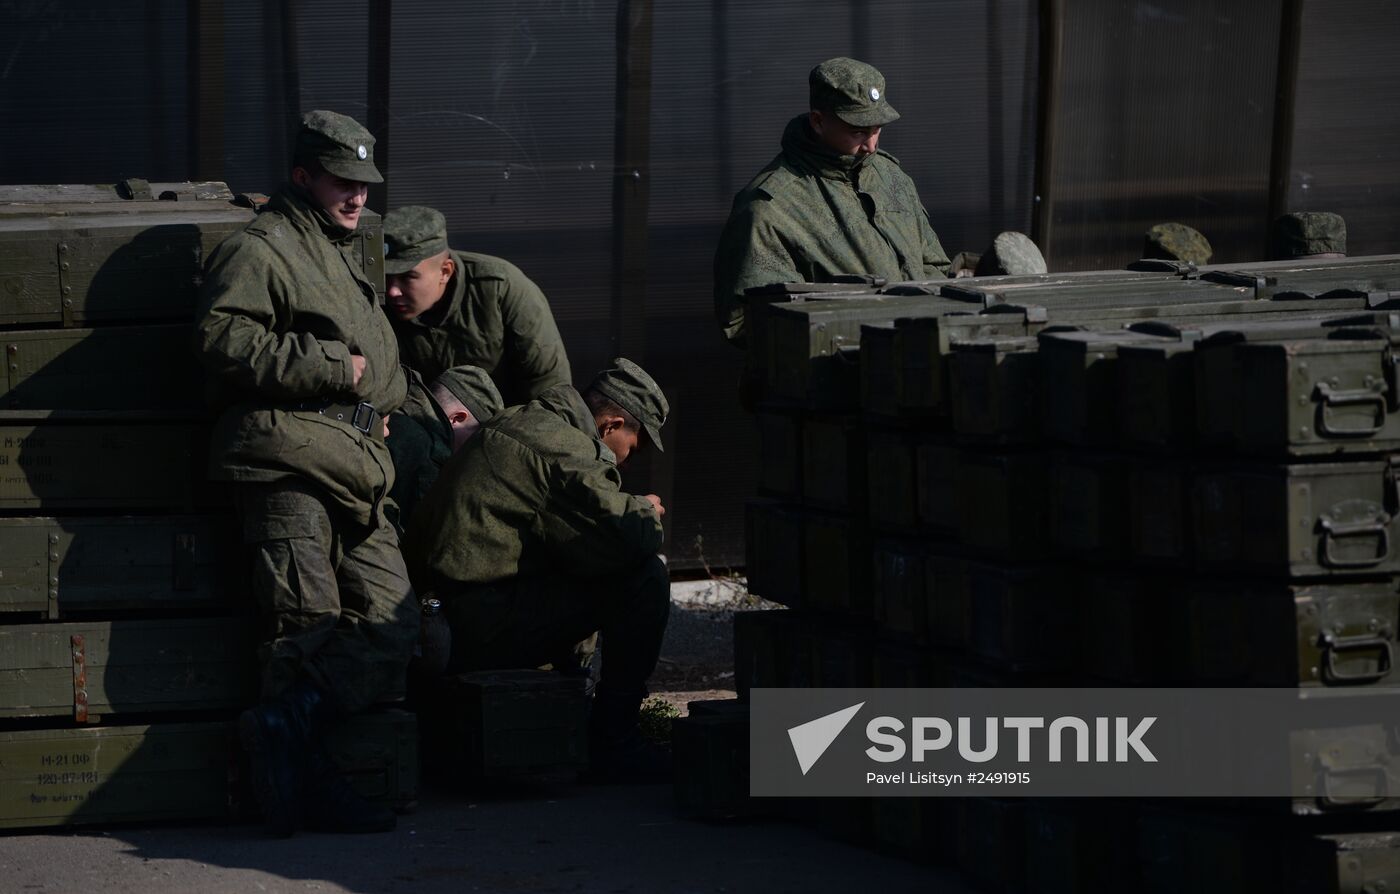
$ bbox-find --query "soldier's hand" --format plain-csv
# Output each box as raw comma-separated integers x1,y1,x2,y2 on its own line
350,354,367,387
382,415,391,438
644,494,666,517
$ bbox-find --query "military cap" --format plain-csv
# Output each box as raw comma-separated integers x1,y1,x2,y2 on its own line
1272,211,1347,259
589,357,669,452
1143,223,1212,265
809,57,900,128
975,232,1047,276
293,109,383,184
434,365,503,425
383,206,450,275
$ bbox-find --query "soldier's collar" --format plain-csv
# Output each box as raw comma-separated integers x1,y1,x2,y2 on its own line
782,115,869,181
275,185,357,244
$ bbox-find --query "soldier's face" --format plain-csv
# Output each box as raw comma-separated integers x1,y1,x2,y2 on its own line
386,253,455,320
598,418,642,468
809,110,882,157
295,168,369,229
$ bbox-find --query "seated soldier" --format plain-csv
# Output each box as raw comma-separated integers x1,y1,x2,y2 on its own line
386,364,503,532
1142,222,1213,266
1271,211,1347,260
404,358,670,780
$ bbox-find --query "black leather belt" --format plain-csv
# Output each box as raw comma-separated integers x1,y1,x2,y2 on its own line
295,400,383,438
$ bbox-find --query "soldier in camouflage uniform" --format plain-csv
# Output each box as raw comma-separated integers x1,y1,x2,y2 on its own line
193,110,416,836
386,364,502,532
974,231,1048,276
713,57,951,346
382,205,572,405
1271,211,1347,260
405,358,670,781
1142,222,1213,266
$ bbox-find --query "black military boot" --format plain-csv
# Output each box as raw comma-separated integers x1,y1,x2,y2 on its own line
302,743,397,834
586,689,672,784
237,678,336,837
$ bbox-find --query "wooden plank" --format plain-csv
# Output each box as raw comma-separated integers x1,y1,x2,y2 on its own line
0,721,235,829
0,618,256,720
2,325,202,411
0,515,242,618
0,415,207,509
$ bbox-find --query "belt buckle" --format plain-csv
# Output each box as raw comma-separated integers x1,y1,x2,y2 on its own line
350,401,377,434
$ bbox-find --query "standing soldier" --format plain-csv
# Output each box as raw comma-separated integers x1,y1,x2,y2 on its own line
382,205,572,405
193,110,418,836
713,57,951,346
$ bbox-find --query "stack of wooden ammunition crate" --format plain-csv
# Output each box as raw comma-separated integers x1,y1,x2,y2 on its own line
0,181,416,829
711,255,1400,890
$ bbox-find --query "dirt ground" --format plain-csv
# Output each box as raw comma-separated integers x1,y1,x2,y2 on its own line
0,583,979,893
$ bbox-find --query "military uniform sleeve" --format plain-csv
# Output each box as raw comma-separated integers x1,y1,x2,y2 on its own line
498,266,573,400
193,237,356,399
543,452,663,576
713,198,801,348
918,202,952,279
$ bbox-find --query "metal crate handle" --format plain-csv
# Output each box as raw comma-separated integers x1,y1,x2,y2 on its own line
1321,632,1394,685
1319,514,1391,568
1314,382,1387,437
1318,764,1389,809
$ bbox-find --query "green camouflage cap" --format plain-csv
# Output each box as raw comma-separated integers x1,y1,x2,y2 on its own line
294,110,383,184
809,57,900,128
434,365,503,425
589,357,669,452
384,206,450,274
975,231,1047,276
1143,223,1212,265
1272,211,1347,259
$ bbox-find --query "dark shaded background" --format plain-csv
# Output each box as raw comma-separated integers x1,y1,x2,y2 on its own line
2,0,1396,569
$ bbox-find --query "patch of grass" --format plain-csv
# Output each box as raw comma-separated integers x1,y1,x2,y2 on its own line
638,695,680,744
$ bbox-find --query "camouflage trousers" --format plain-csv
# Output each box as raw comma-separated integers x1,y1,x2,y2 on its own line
233,478,419,714
441,554,670,700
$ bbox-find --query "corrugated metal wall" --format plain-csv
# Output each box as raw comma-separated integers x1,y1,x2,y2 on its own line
1041,0,1284,270
1288,0,1400,256
1,0,1395,569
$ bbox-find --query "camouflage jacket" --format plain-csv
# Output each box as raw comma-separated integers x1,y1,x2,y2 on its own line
193,185,407,526
385,372,452,532
405,384,663,593
390,250,572,406
713,114,951,345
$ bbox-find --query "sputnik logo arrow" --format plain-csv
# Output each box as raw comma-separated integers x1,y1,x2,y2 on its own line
787,702,865,775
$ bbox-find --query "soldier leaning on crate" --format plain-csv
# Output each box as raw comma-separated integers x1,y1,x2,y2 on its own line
192,110,417,837
381,205,572,406
712,57,952,347
1271,211,1348,261
385,363,503,532
404,359,672,782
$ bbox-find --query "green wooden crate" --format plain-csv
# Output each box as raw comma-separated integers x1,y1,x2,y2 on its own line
0,412,208,509
0,721,235,829
0,194,384,326
2,325,203,411
0,515,241,617
800,415,866,512
744,499,804,608
418,669,587,783
325,708,419,812
672,706,753,819
1192,458,1400,577
0,617,256,721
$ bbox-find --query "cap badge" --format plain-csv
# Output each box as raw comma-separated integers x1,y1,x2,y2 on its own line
356,144,368,160
870,87,880,101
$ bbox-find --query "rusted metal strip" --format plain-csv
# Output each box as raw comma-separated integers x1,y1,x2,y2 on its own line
71,634,89,724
